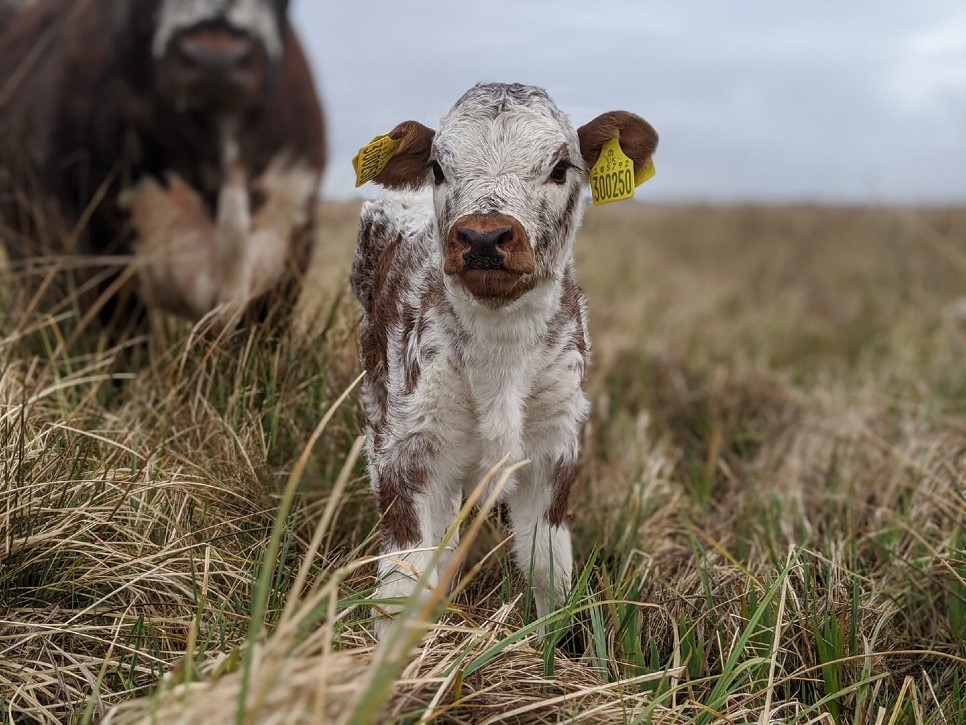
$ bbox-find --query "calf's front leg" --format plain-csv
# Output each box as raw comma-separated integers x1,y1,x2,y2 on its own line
505,454,576,624
370,435,462,641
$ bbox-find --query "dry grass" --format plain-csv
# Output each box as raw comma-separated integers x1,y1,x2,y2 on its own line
2,201,965,723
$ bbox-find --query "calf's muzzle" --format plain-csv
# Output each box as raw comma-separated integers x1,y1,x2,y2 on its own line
444,213,536,301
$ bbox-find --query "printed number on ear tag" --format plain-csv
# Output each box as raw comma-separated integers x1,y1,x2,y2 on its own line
590,137,656,206
352,135,403,187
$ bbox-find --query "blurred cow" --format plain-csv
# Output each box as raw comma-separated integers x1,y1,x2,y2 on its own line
0,0,326,335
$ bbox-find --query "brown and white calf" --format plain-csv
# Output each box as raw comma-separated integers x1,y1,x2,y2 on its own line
351,83,658,637
0,0,325,334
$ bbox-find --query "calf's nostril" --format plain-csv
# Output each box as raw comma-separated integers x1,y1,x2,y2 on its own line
457,226,513,250
457,226,514,271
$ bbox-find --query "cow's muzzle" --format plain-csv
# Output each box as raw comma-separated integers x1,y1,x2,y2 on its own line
445,213,536,301
162,25,267,112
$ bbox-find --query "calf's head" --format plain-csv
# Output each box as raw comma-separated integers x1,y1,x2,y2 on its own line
368,83,657,304
149,0,289,115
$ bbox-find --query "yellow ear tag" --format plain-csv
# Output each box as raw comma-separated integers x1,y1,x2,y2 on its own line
635,157,656,186
352,135,403,187
589,137,656,206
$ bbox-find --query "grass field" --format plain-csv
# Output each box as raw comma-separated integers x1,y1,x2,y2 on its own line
2,201,965,723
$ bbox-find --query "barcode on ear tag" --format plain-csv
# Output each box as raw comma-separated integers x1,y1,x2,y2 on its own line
589,137,636,206
352,135,403,187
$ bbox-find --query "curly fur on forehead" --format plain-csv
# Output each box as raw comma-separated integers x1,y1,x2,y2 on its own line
446,83,569,123
153,0,283,59
433,83,580,175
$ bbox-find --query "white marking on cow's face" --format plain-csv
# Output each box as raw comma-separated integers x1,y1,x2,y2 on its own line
430,84,587,282
153,0,283,59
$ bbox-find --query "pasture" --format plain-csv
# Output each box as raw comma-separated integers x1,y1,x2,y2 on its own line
2,201,965,723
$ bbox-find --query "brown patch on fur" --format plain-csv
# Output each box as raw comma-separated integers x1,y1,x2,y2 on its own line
372,121,435,190
376,435,435,548
401,304,420,395
445,213,536,301
577,111,658,175
547,457,578,526
362,229,405,413
352,211,437,417
558,274,588,359
457,269,535,301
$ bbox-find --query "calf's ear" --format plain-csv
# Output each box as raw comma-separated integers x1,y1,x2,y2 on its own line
577,111,658,174
354,121,436,190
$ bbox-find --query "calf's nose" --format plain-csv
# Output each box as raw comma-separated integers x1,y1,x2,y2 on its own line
457,225,513,270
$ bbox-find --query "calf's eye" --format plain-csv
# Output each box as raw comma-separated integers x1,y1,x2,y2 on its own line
432,161,446,185
549,160,571,184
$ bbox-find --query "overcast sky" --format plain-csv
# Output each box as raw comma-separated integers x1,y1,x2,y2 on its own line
292,1,966,204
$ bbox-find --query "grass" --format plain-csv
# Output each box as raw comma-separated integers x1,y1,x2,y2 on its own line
1,200,965,723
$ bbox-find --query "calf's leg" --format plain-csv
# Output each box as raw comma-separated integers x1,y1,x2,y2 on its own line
371,436,462,640
505,457,575,625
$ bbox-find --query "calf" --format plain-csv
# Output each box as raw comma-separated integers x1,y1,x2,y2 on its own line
0,0,325,334
351,83,658,637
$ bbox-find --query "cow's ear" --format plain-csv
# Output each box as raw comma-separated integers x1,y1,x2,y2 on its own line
362,121,435,190
577,111,658,175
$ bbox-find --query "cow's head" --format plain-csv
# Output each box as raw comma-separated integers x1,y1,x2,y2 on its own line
366,83,658,305
149,0,289,115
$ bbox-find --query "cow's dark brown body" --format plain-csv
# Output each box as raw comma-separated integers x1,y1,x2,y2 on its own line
0,0,326,335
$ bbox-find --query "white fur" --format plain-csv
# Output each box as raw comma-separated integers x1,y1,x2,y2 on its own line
153,0,283,59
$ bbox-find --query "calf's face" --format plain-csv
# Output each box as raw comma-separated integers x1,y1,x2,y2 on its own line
368,83,658,304
152,0,288,115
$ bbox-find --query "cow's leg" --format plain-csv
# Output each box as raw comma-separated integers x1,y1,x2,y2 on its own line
370,434,463,641
505,455,575,626
121,175,218,320
214,164,252,316
233,158,319,317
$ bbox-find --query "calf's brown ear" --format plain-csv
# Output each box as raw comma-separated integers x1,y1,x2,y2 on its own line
577,111,658,174
368,121,436,189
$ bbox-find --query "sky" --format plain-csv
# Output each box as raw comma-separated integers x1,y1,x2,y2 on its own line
292,1,966,204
